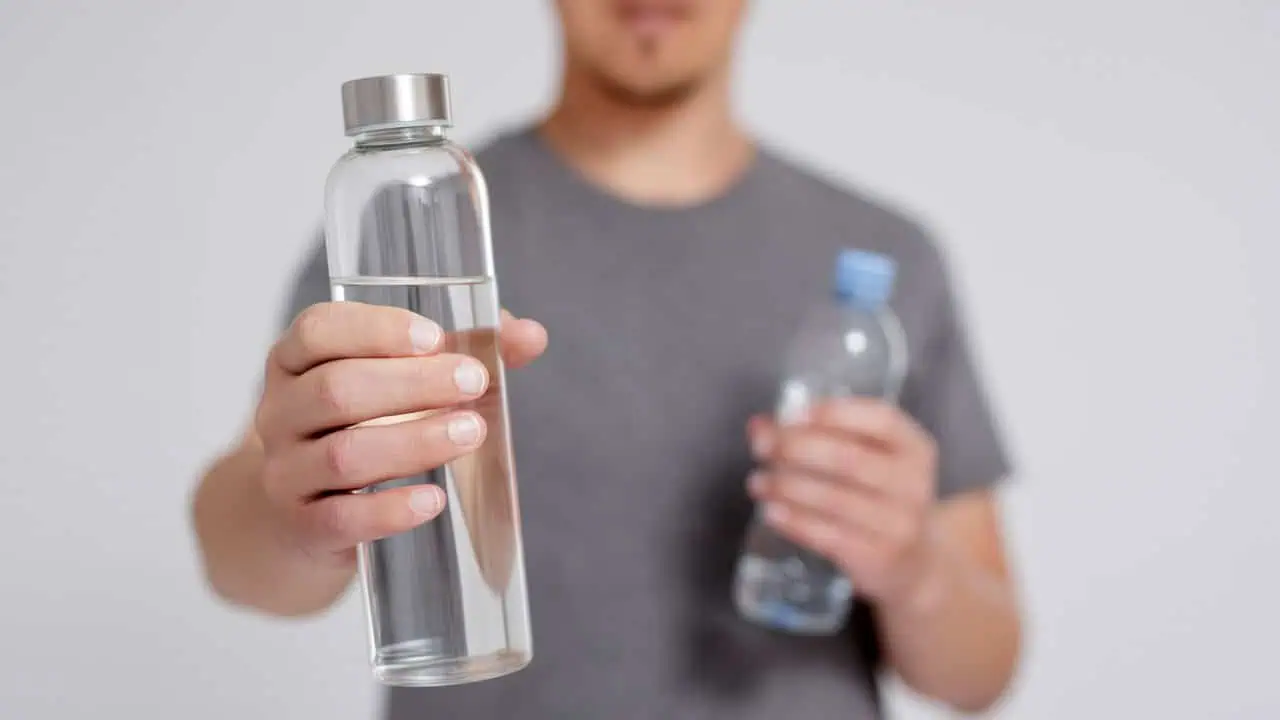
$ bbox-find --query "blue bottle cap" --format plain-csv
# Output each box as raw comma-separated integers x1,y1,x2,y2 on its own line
834,248,897,308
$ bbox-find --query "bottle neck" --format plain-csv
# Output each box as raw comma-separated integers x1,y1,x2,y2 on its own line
353,124,447,149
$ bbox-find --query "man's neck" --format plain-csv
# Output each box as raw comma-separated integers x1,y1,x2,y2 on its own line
538,66,754,208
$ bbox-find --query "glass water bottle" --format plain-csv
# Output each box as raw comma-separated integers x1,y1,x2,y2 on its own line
323,72,533,687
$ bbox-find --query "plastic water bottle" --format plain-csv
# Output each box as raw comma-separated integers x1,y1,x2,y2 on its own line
733,249,908,635
323,73,532,686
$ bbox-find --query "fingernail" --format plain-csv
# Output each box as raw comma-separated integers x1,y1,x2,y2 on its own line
453,360,487,395
446,413,482,446
409,487,444,517
410,317,441,353
747,472,766,496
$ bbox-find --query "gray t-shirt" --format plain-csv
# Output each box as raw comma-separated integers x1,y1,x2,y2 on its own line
282,127,1011,719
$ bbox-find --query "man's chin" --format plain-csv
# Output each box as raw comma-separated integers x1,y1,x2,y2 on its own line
591,69,705,109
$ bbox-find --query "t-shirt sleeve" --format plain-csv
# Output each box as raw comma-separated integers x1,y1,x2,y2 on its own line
279,234,331,332
901,240,1013,500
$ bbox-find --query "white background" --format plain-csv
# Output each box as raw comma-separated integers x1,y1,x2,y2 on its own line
1,1,1276,718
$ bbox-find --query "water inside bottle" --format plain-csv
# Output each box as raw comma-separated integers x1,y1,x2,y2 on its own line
734,554,853,635
330,276,531,686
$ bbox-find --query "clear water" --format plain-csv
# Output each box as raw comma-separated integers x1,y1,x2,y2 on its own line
734,301,907,635
331,276,532,686
734,554,854,635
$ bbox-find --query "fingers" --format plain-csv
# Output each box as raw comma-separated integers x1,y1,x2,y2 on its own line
808,398,933,453
753,420,895,493
297,485,447,553
756,496,878,568
263,410,488,500
264,353,490,439
273,302,545,380
254,303,547,559
752,400,930,451
749,402,935,500
272,302,443,376
499,309,547,369
748,470,901,541
780,428,895,491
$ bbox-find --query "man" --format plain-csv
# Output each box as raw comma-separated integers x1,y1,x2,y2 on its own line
191,1,1022,717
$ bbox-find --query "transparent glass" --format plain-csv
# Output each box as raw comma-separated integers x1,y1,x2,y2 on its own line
733,297,907,634
323,125,532,686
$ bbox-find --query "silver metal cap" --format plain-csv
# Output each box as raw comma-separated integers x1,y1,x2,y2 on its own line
341,73,452,136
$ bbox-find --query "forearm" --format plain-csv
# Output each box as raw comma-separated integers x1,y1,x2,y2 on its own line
191,433,356,617
876,528,1022,712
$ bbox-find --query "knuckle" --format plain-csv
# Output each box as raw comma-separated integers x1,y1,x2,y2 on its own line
313,367,354,417
259,456,291,505
254,391,291,443
316,497,357,540
252,401,275,441
323,431,361,484
293,303,337,351
264,475,292,515
263,346,281,375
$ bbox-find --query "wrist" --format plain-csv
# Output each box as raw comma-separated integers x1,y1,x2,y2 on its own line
887,521,952,617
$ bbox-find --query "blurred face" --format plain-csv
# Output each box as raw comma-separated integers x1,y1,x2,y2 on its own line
554,0,748,105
